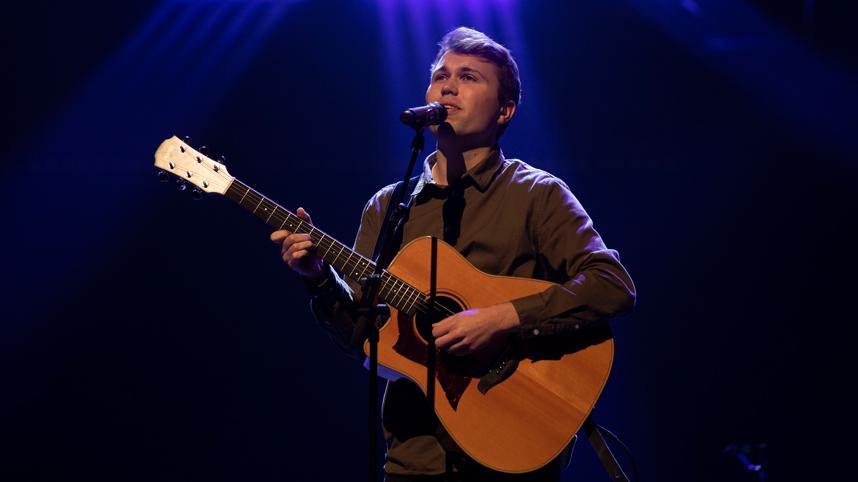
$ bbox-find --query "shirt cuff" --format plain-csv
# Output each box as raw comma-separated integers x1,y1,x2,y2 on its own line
302,264,343,305
510,292,546,339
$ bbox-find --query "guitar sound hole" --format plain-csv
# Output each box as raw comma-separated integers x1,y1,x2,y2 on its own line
414,295,462,342
413,296,484,377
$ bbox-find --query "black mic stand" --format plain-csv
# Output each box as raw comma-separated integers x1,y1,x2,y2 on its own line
359,127,425,482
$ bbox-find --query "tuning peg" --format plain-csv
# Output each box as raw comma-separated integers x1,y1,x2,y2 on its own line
157,170,169,182
191,188,204,200
218,154,227,165
176,179,187,191
198,145,209,155
182,135,193,146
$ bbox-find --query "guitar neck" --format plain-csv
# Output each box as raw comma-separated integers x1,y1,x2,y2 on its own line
224,179,421,315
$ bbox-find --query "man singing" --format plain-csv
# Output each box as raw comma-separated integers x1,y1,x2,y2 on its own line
271,27,635,482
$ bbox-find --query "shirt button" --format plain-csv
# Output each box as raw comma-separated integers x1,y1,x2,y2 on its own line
532,328,540,336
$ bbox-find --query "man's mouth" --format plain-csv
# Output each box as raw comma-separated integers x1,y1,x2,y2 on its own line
441,103,461,111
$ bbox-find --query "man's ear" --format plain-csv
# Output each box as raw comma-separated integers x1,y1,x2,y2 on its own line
497,100,517,126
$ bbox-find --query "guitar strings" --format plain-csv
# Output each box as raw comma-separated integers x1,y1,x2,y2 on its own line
235,186,461,319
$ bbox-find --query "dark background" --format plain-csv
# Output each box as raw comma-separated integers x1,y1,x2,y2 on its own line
2,1,856,481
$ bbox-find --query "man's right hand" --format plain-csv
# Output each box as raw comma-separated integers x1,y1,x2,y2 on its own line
270,207,326,281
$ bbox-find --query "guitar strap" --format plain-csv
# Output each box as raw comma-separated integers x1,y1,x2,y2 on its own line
582,415,631,482
372,176,420,267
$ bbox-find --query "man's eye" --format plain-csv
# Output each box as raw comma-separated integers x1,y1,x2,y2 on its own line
433,74,448,81
462,74,477,81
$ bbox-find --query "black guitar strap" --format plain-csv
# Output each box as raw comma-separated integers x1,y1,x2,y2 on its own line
582,415,631,482
372,176,420,266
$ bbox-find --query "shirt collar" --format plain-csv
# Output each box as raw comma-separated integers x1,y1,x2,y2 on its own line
413,148,505,198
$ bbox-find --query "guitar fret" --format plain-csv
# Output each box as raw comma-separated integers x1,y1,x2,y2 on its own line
376,276,387,300
320,235,332,258
401,282,414,310
332,244,344,268
393,278,407,308
390,278,405,308
360,260,372,281
351,257,368,279
405,291,419,315
238,185,251,205
387,277,399,306
344,251,357,278
403,286,419,314
266,205,277,223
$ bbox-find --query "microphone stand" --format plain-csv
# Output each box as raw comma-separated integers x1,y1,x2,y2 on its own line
359,127,425,482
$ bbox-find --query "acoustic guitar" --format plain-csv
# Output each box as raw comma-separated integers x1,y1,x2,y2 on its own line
153,135,614,473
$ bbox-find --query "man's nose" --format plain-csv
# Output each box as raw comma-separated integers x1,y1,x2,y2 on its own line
441,78,458,96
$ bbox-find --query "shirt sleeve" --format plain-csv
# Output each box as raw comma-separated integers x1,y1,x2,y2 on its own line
509,178,636,340
304,189,391,359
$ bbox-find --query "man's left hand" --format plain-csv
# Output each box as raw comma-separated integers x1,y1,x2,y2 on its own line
432,302,520,356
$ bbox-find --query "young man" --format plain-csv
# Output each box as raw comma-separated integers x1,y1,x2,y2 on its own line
271,27,635,482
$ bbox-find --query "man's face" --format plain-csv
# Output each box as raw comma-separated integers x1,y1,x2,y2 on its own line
425,52,510,145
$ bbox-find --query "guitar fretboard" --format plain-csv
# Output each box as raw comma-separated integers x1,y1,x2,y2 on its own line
225,179,422,315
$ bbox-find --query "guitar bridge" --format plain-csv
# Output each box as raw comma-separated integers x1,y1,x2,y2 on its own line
477,356,520,394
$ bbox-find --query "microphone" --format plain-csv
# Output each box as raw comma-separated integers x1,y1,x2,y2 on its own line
400,102,448,129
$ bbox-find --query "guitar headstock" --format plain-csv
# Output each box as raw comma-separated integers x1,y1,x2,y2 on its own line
154,135,233,195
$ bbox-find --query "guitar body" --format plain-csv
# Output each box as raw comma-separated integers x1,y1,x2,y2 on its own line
367,236,614,474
